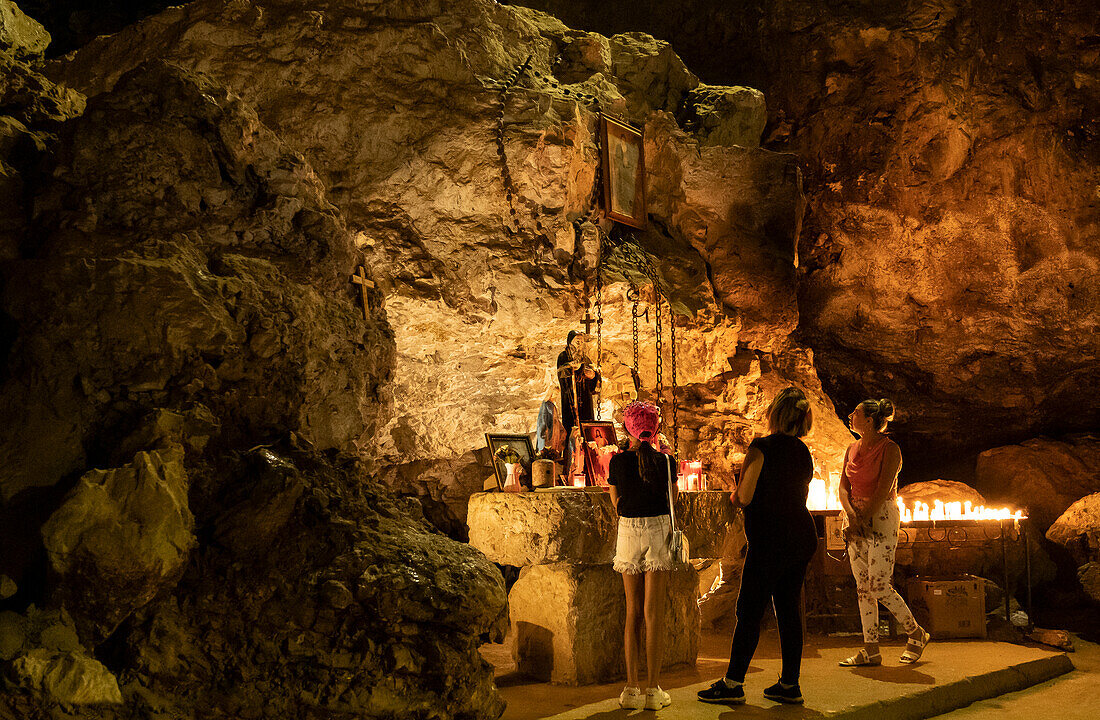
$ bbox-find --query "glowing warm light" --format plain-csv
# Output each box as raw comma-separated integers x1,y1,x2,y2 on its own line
572,474,586,488
895,498,1026,522
679,460,704,491
806,472,843,511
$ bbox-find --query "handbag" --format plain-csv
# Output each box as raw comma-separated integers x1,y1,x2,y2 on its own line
665,454,690,564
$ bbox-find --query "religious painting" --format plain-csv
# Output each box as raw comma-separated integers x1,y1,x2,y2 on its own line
579,421,619,487
485,433,536,492
600,113,646,229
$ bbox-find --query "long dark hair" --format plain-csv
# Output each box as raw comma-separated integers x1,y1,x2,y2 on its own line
636,439,671,484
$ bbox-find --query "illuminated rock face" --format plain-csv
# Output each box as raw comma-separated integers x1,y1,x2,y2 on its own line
49,0,852,527
0,33,505,719
514,0,1100,466
976,434,1100,533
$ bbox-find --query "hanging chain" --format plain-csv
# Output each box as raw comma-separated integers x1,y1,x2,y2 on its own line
654,284,663,414
495,55,549,239
628,284,640,376
595,237,604,420
670,303,678,455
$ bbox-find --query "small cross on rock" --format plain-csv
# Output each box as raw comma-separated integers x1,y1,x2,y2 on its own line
350,266,375,321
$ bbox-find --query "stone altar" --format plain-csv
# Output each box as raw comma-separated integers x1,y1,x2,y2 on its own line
468,488,742,684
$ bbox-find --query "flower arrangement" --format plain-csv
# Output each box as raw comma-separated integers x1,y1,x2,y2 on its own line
494,445,522,465
537,448,560,461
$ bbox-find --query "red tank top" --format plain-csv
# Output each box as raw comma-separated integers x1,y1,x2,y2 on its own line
845,437,892,500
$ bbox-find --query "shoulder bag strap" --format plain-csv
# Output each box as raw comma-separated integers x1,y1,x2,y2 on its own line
665,454,678,533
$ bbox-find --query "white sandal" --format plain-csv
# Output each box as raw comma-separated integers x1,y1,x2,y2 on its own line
839,649,882,667
900,628,930,663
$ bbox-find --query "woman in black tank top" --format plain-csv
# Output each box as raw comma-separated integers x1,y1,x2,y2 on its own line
698,387,817,706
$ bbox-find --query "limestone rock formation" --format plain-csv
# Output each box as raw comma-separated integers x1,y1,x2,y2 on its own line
49,0,852,530
470,488,745,566
509,562,698,684
0,19,509,716
468,490,617,566
976,434,1100,532
10,649,122,705
899,479,986,508
0,0,49,58
0,58,392,502
1077,563,1100,605
1047,493,1100,563
514,0,1100,471
40,448,195,644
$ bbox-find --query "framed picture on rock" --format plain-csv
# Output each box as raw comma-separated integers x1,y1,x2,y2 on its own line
579,421,619,487
485,433,536,492
600,113,646,229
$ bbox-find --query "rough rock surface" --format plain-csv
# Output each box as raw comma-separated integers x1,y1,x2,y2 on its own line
899,479,986,508
1077,562,1100,604
676,490,743,560
509,562,698,684
1046,492,1100,565
0,58,392,503
40,448,195,644
10,649,122,705
976,434,1100,532
0,20,508,718
468,490,617,566
514,0,1100,473
469,488,744,566
0,0,49,58
49,0,852,530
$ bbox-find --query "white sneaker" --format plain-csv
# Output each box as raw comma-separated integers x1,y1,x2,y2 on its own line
644,686,672,710
619,686,644,709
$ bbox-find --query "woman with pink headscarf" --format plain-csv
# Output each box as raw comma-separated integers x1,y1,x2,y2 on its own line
608,401,677,712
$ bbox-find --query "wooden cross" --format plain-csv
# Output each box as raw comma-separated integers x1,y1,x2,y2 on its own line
350,266,375,321
581,312,595,333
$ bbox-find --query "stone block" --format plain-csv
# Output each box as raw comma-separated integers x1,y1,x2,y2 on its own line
467,491,617,566
675,491,745,560
508,563,699,685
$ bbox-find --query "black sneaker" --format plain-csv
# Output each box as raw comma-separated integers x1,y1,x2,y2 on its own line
697,679,746,705
763,679,803,704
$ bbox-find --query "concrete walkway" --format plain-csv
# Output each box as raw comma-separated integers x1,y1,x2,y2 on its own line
485,630,1074,720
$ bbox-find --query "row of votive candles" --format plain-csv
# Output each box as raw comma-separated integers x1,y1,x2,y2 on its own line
896,498,1026,522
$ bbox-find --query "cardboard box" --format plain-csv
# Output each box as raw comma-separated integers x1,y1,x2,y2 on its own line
906,575,986,639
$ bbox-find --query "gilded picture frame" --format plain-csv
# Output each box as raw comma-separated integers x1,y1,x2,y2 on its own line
600,113,647,229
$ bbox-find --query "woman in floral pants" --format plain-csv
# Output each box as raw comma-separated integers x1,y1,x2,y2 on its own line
838,398,930,666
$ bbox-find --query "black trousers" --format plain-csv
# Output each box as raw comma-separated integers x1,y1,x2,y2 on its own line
725,545,813,684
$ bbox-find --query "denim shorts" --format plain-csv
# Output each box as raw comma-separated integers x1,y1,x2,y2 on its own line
613,514,673,574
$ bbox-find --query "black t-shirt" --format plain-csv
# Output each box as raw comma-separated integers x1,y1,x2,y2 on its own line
608,449,675,518
742,433,817,559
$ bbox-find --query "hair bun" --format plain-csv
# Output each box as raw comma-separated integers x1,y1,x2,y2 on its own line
878,398,895,420
796,398,809,411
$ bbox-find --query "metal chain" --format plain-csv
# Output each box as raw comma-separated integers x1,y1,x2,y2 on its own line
654,284,663,414
628,284,640,375
670,302,678,454
595,237,604,420
496,55,533,236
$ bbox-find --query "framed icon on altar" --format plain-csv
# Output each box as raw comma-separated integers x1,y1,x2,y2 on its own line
600,113,646,229
579,421,619,487
485,433,536,491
